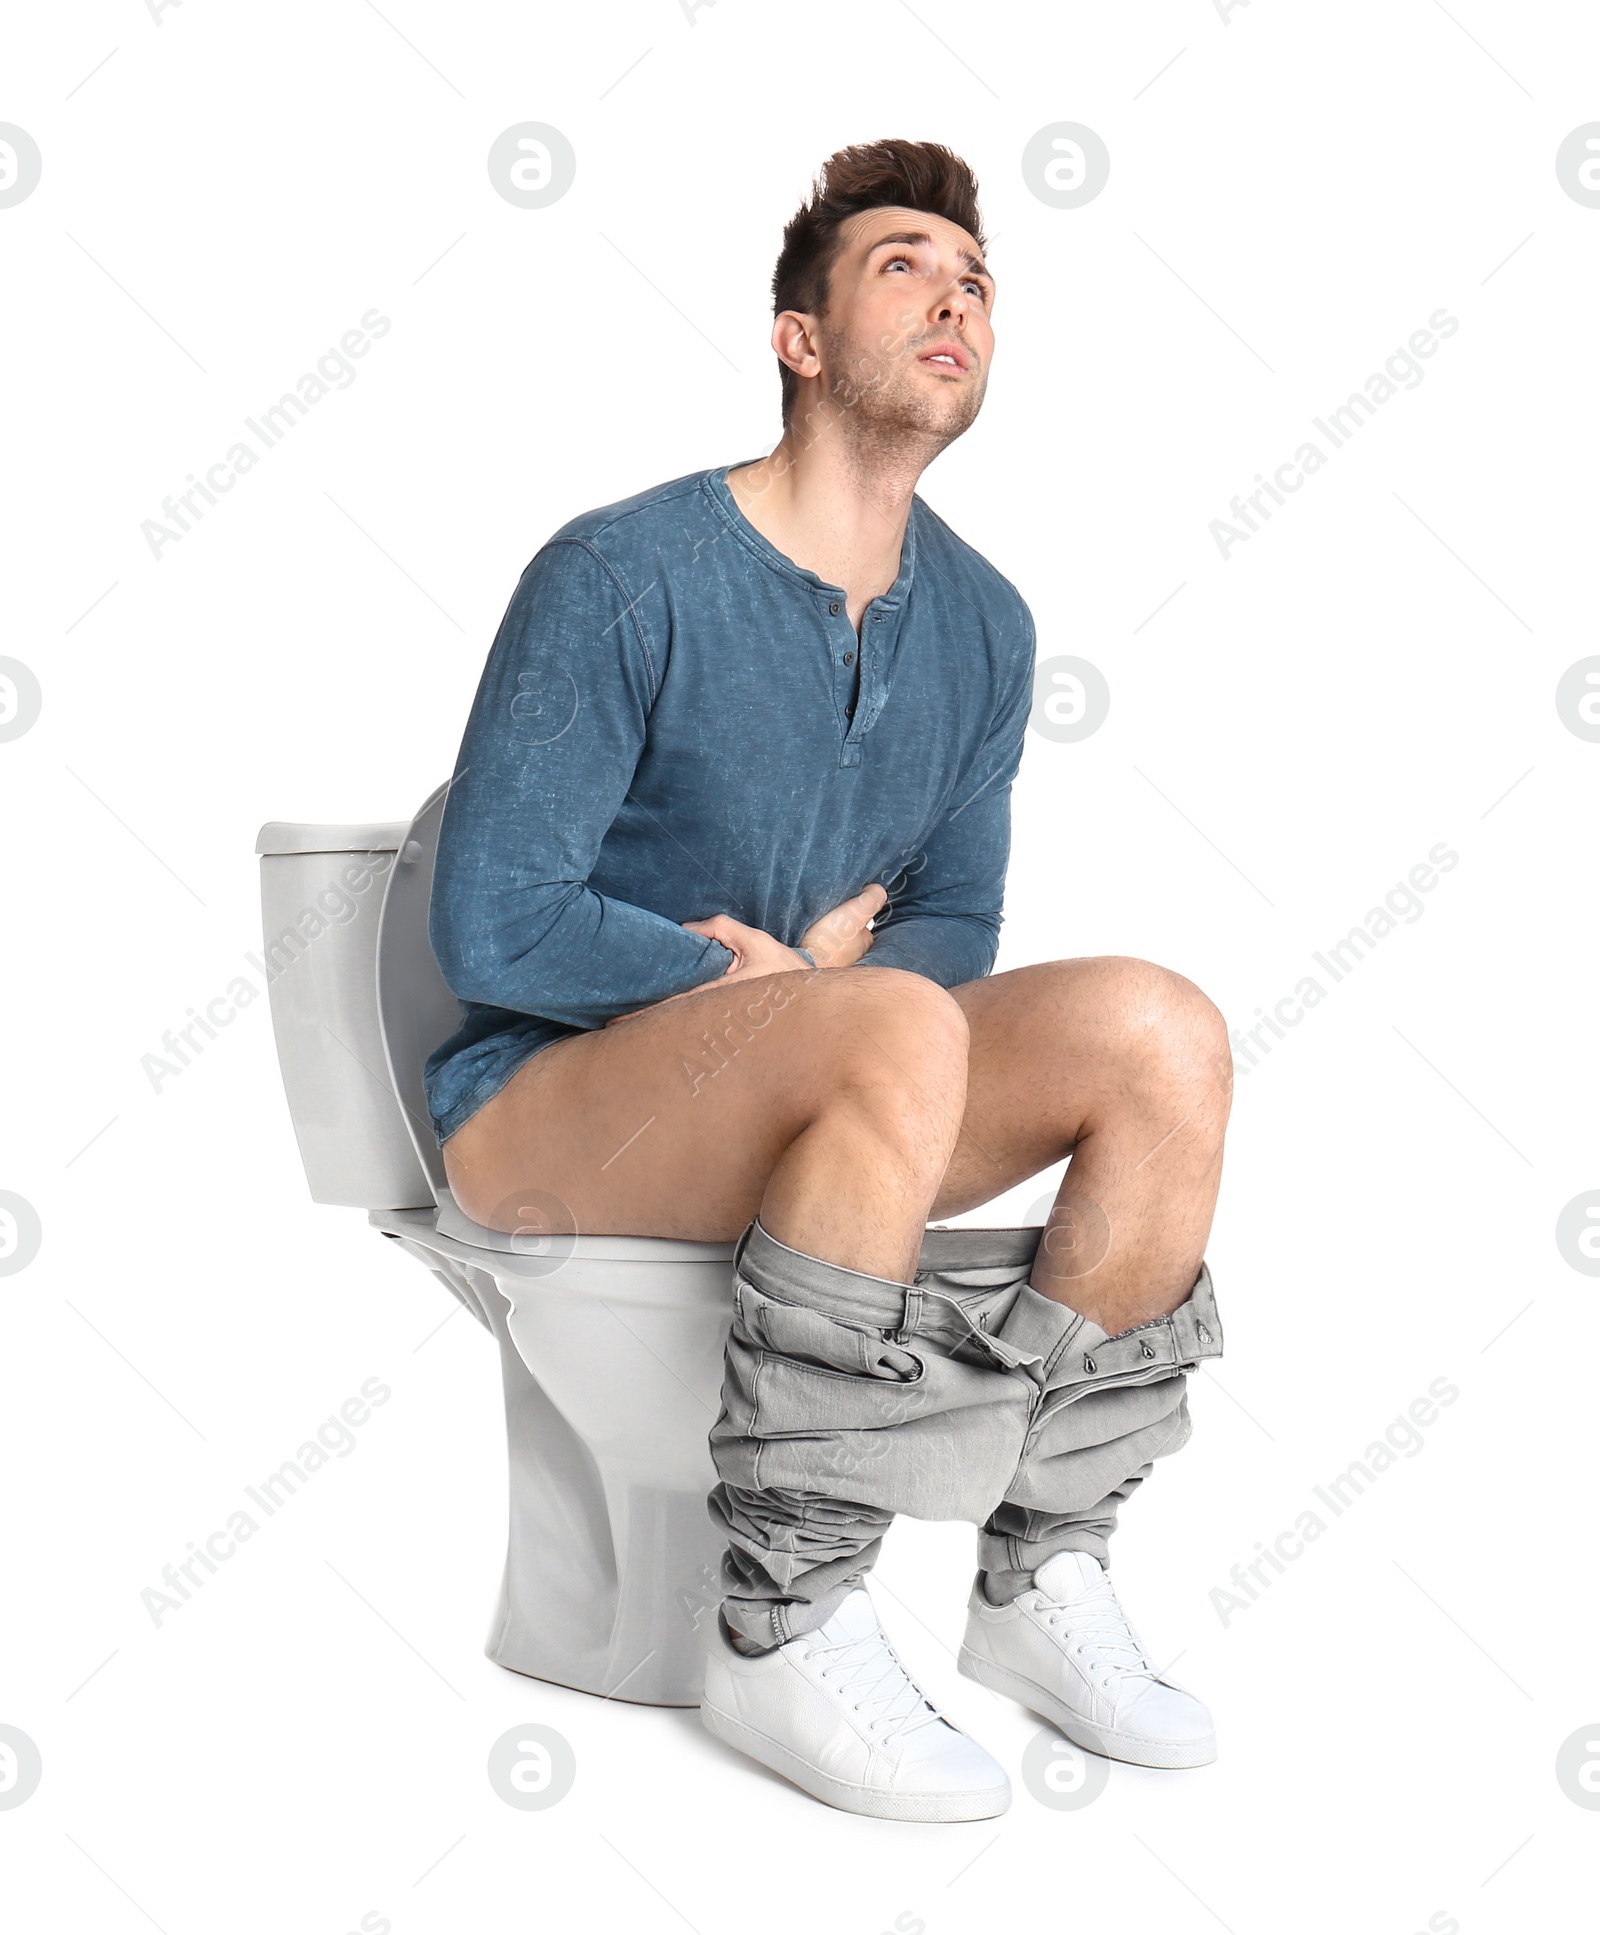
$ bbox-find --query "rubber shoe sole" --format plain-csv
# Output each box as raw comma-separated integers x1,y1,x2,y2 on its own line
957,1645,1216,1770
700,1699,1011,1821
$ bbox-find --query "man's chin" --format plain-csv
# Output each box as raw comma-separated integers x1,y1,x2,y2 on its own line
847,389,983,452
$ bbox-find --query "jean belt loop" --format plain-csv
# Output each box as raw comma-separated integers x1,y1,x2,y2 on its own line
894,1282,923,1345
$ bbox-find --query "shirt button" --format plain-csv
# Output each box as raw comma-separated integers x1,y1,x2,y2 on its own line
829,600,842,615
842,652,855,665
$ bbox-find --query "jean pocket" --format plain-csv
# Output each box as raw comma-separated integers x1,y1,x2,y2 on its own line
734,1279,925,1384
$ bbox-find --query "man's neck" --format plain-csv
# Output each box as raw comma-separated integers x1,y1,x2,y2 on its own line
726,429,931,631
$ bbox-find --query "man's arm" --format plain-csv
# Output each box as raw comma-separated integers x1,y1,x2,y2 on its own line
429,538,736,1027
859,603,1036,988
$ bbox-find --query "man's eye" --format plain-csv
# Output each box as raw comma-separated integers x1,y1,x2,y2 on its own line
883,253,987,300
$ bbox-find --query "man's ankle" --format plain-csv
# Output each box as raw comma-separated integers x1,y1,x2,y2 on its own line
720,1608,779,1657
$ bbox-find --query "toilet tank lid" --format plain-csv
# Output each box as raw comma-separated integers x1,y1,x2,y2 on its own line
256,819,412,857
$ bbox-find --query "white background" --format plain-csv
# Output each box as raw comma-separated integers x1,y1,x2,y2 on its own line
3,1,1597,1930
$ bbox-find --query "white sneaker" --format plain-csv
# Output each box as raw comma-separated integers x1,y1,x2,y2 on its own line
700,1587,1011,1821
958,1551,1216,1769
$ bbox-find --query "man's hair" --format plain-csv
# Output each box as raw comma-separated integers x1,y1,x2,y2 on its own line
770,138,986,429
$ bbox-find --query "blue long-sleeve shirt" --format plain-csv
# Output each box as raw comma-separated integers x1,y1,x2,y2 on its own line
422,457,1036,1145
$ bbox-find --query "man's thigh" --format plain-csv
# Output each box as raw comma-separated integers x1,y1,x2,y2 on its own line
931,959,1125,1221
933,954,1230,1221
441,963,954,1239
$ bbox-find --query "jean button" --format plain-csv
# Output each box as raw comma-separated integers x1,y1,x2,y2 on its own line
829,600,842,615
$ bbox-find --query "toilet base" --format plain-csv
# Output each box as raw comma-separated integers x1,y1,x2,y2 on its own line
488,1657,699,1710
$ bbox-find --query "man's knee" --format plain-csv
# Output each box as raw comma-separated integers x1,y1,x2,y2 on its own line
1065,956,1233,1114
814,966,970,1124
1122,959,1232,1113
831,965,970,1066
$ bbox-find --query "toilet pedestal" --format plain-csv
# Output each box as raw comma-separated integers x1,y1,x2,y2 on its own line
372,1208,734,1708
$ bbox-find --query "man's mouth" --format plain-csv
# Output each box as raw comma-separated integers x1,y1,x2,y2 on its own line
917,343,971,373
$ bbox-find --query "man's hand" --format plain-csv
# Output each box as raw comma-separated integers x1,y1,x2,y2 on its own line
602,881,889,1027
799,881,888,969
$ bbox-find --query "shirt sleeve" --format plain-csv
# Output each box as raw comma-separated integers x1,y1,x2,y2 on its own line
858,601,1035,988
428,538,736,1027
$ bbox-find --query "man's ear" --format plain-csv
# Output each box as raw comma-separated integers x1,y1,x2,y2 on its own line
772,310,822,383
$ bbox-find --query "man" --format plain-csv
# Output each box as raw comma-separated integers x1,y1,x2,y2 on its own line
424,138,1233,1821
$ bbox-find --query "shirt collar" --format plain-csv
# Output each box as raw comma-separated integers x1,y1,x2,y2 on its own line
702,458,916,610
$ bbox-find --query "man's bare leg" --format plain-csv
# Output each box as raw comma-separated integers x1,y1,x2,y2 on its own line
442,954,1231,1316
939,956,1233,1335
442,964,969,1286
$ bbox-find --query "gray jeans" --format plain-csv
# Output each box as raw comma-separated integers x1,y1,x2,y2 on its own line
707,1217,1224,1650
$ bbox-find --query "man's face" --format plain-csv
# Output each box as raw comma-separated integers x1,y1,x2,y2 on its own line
787,204,995,446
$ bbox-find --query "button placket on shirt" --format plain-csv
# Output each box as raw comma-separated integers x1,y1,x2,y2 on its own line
831,597,894,769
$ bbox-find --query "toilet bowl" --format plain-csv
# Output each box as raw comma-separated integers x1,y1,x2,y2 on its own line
256,783,737,1706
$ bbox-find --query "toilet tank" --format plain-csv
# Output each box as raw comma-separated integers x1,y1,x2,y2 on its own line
255,819,437,1210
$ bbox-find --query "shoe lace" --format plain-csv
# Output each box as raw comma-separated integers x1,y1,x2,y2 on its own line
801,1626,947,1742
1038,1575,1158,1694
